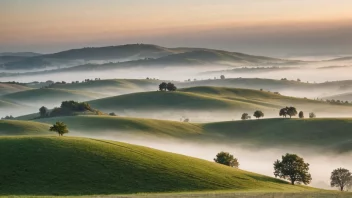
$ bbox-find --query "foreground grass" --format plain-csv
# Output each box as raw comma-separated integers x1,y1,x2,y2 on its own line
2,191,351,198
0,136,315,196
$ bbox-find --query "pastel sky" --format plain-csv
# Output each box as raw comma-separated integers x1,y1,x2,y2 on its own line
1,0,352,56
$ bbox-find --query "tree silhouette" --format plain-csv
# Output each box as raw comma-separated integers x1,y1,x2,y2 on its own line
330,168,352,191
159,82,167,91
274,153,312,185
214,152,239,168
253,110,264,119
166,82,177,91
49,122,69,136
299,111,304,118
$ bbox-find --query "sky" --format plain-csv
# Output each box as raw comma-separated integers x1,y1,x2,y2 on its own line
1,0,352,57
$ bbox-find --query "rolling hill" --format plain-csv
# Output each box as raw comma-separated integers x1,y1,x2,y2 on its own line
47,79,163,95
0,120,50,136
1,44,293,71
86,86,352,120
1,88,106,107
0,83,32,95
323,92,352,102
36,115,352,153
0,136,314,196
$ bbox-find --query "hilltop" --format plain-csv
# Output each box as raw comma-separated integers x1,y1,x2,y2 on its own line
0,136,314,196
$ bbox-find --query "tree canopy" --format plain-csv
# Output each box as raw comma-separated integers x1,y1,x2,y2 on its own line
39,106,49,117
330,168,352,191
49,122,69,136
241,113,250,120
279,107,297,118
273,153,312,185
253,110,264,119
159,82,167,91
214,152,239,168
299,111,304,118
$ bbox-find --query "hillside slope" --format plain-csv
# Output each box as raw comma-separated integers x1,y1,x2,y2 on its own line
0,120,50,135
37,116,352,153
0,83,32,95
0,136,313,195
1,88,106,106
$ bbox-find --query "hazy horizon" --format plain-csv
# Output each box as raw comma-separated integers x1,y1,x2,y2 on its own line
2,0,352,57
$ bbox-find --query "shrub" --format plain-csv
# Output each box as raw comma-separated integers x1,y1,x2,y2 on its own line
214,152,239,168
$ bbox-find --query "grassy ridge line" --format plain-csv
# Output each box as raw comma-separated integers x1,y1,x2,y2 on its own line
36,116,352,152
0,136,314,195
0,120,51,135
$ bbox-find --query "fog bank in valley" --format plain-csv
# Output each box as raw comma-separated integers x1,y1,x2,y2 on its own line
71,130,352,190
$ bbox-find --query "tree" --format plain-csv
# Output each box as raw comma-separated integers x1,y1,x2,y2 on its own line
241,113,250,120
330,168,352,191
39,106,49,117
273,153,312,185
49,122,69,136
166,82,177,91
299,111,304,118
159,82,167,91
309,112,316,118
214,152,239,168
220,75,225,80
109,112,116,116
286,107,297,118
279,107,288,118
253,110,264,119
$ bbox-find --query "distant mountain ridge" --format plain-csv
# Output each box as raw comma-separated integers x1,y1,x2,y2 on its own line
0,52,41,57
2,44,297,70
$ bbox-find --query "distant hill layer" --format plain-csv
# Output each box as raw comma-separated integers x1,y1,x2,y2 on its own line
0,136,313,195
2,44,292,70
0,83,32,95
35,116,352,153
1,88,106,106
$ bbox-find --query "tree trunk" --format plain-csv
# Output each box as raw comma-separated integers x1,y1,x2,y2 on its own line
340,186,344,191
291,180,295,185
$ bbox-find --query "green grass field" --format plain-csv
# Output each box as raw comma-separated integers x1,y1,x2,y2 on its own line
0,136,318,196
34,115,352,153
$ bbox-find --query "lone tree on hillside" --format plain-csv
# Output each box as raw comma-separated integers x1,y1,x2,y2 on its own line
241,113,250,120
274,153,312,185
299,111,304,118
159,82,167,91
330,168,352,191
287,107,297,118
49,122,69,136
214,152,239,168
309,112,316,118
220,75,225,80
253,110,264,119
166,82,177,91
39,106,49,117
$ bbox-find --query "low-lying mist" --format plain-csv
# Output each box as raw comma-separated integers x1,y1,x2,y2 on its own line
71,130,352,190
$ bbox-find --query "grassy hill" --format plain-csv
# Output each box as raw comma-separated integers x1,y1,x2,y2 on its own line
47,79,163,95
86,86,352,119
323,92,352,102
37,116,352,153
0,83,32,95
0,120,50,135
1,88,106,106
0,136,314,196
